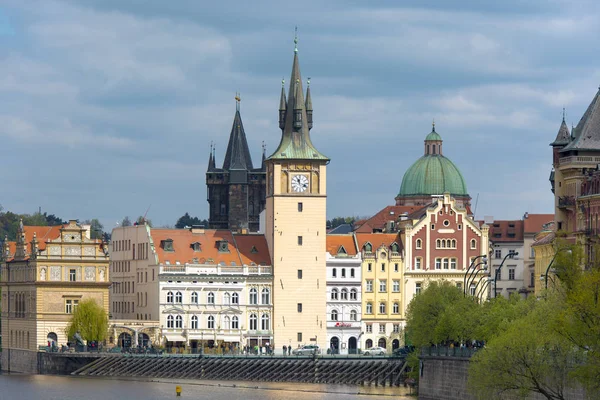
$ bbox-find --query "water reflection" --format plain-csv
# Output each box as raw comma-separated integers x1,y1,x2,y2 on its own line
0,374,412,400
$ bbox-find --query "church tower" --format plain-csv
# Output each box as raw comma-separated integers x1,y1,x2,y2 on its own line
265,34,329,353
206,99,266,232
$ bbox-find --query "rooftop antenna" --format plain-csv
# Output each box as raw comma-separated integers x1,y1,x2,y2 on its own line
473,193,480,218
142,204,152,224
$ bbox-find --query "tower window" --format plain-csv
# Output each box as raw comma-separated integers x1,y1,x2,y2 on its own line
298,202,303,212
297,303,302,312
298,236,303,246
297,269,303,279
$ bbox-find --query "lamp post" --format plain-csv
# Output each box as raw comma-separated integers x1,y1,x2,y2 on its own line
493,251,519,298
543,248,572,290
476,277,493,301
468,267,489,296
465,262,488,296
463,255,487,296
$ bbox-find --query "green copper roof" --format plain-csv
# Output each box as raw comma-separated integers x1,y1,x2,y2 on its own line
398,155,468,197
425,128,442,141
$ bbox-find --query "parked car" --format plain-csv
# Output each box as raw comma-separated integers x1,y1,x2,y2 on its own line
363,346,386,356
292,345,320,356
392,347,412,359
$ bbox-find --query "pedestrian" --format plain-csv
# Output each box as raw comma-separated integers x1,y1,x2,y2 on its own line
283,345,287,356
288,346,291,356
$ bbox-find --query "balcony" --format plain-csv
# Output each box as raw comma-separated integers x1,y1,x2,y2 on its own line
558,156,600,167
558,196,575,208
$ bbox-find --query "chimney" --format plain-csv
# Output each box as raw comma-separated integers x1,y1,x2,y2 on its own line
523,212,529,219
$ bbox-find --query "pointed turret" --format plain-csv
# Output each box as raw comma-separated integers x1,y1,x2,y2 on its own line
261,142,267,170
561,87,600,152
207,142,216,172
424,121,443,155
15,218,26,260
267,33,328,161
222,104,254,171
30,232,38,260
305,78,313,130
279,79,287,130
550,110,571,147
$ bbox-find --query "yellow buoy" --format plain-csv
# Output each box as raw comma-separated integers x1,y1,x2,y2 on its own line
175,385,182,396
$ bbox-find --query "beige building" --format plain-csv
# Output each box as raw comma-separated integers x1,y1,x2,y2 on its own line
0,220,110,353
265,41,329,354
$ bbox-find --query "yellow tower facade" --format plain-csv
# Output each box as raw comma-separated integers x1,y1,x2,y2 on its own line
266,38,329,354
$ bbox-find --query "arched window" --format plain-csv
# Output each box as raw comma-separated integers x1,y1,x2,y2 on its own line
232,316,239,329
249,314,257,330
393,302,399,314
446,239,451,248
207,315,215,329
416,239,422,249
331,309,339,321
232,292,239,304
364,243,372,252
341,288,348,300
191,315,198,329
379,302,386,314
261,314,270,330
331,288,339,300
224,292,231,305
332,268,337,278
261,288,270,304
366,339,373,348
191,292,198,304
350,289,357,300
207,292,215,304
175,291,182,303
167,291,173,303
451,239,457,248
366,302,373,314
249,288,258,304
441,240,446,248
167,315,174,328
350,309,358,321
175,315,183,328
471,239,477,249
224,316,231,329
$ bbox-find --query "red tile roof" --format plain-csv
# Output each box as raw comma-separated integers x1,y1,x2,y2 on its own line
326,234,358,256
6,225,64,258
354,232,402,252
523,214,554,234
354,205,427,233
488,220,524,242
151,229,271,266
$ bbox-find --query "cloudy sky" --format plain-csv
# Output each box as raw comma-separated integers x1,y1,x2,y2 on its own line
1,0,599,229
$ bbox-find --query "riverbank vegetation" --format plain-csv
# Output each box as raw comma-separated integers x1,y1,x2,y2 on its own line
405,244,600,399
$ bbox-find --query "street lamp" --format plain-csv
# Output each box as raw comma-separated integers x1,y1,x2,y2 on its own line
465,262,488,296
493,251,519,298
463,255,488,296
544,248,572,290
476,277,494,301
468,267,489,296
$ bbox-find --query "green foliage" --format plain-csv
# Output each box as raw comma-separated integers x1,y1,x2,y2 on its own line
0,210,65,241
121,216,132,227
136,216,152,227
175,212,208,229
468,294,577,400
327,216,357,229
65,299,109,342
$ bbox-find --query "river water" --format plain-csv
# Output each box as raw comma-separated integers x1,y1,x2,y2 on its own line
0,374,413,399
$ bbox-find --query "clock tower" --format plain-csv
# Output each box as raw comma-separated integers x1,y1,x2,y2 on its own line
265,35,329,354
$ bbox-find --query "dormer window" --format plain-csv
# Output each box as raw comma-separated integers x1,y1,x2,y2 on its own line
364,243,373,253
337,246,347,255
191,242,201,252
161,239,174,252
250,246,258,254
391,243,400,253
217,240,229,253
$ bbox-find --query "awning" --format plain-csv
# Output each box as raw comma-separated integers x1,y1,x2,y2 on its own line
163,333,185,342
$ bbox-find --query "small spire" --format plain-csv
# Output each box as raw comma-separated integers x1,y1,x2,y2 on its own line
432,118,436,132
562,107,566,122
235,92,241,111
307,77,311,87
294,26,298,53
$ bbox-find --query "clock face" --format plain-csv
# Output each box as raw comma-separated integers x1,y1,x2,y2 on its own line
291,174,309,193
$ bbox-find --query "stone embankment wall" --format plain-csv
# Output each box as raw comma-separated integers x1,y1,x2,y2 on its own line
1,349,103,374
418,355,589,400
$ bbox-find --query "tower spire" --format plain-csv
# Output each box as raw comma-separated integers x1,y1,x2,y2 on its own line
207,141,216,171
305,77,313,130
279,78,287,130
294,26,298,53
222,99,253,171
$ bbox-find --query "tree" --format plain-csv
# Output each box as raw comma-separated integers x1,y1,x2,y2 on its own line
327,216,356,229
136,216,152,227
82,218,104,240
468,294,577,400
65,299,109,343
121,216,132,227
175,212,208,229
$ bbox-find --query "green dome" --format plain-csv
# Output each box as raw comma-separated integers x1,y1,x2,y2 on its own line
425,130,442,141
398,155,468,197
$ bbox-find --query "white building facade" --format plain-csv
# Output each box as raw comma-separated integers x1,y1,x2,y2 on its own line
326,235,362,355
